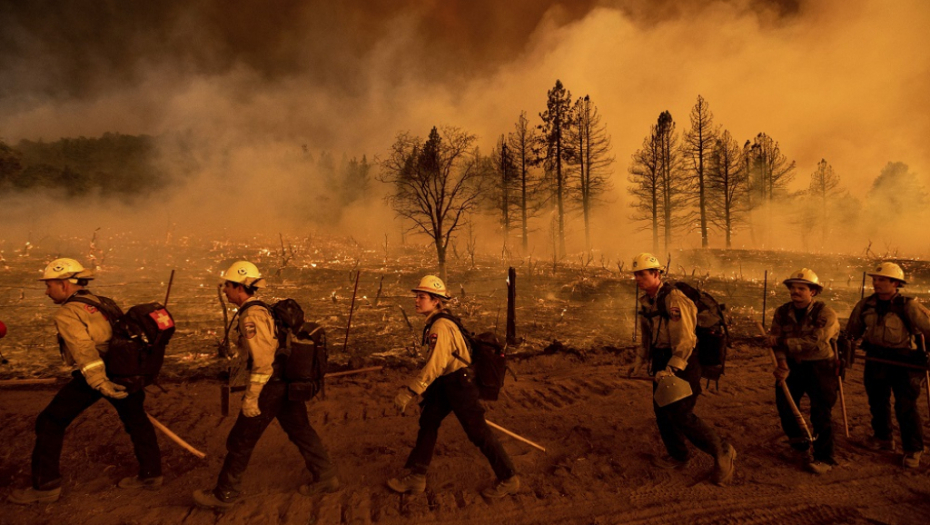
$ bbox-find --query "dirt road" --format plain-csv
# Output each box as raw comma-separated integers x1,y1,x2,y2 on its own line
2,344,929,525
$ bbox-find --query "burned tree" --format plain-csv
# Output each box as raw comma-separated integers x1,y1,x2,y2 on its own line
538,79,574,258
489,135,519,248
747,133,795,203
568,95,614,252
628,112,689,253
628,127,662,252
683,95,717,248
706,130,748,249
378,126,485,281
808,158,842,248
508,111,542,252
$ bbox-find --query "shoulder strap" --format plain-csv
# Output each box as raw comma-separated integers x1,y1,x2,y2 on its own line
64,293,122,323
650,283,675,319
891,295,915,334
423,311,472,365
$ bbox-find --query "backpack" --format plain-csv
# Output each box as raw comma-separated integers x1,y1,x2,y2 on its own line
645,281,730,382
424,312,507,401
65,292,175,393
238,299,327,402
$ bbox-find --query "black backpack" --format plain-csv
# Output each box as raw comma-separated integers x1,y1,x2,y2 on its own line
65,292,175,392
646,281,730,382
238,299,327,401
424,312,507,401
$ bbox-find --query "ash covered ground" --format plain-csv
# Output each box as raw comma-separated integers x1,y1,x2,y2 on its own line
1,235,929,524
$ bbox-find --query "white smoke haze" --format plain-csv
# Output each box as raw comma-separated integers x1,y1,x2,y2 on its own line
1,0,928,258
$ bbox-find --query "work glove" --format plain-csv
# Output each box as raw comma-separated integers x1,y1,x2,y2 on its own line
654,366,679,382
394,387,416,415
626,356,645,377
765,335,780,348
773,366,790,382
96,380,129,400
242,383,263,418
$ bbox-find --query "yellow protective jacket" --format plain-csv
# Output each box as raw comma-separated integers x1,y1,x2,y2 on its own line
638,282,698,371
769,300,839,362
237,297,278,385
55,290,113,388
846,293,930,350
407,310,470,395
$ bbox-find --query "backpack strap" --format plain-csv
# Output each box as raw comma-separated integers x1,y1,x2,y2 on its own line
423,311,472,366
64,293,123,323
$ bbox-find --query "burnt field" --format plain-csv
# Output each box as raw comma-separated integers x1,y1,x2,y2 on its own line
1,234,930,524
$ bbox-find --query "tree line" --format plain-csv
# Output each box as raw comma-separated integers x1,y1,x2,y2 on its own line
379,79,615,280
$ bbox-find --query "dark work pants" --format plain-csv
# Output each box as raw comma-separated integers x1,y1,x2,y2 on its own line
775,358,837,461
32,371,162,490
405,369,516,481
214,381,335,501
864,357,925,453
652,349,725,462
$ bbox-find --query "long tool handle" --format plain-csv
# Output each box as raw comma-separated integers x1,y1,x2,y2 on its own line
756,322,814,443
486,419,546,453
147,413,206,459
163,269,176,306
343,271,361,352
837,379,849,437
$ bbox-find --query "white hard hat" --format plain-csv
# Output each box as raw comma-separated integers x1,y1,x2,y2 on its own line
411,275,450,300
38,258,94,283
222,261,266,288
783,268,823,292
867,262,906,285
653,375,693,407
631,253,663,273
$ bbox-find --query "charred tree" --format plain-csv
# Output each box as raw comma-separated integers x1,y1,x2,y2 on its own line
628,127,662,252
683,95,717,248
808,158,841,249
538,79,574,258
490,135,519,248
508,111,542,253
656,111,688,253
568,95,614,253
378,126,485,281
706,130,748,249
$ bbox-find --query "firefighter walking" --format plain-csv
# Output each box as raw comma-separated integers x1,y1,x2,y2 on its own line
9,258,162,505
627,253,736,485
764,268,840,474
845,262,930,468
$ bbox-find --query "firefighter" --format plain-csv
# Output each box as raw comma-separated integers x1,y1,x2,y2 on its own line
626,253,736,485
8,258,162,505
387,275,520,498
845,262,930,469
765,268,840,474
193,261,338,509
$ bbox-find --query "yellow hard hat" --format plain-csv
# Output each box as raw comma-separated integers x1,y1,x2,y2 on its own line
783,268,823,292
631,253,663,273
411,275,450,300
867,262,906,284
222,260,266,288
653,375,693,407
38,258,94,283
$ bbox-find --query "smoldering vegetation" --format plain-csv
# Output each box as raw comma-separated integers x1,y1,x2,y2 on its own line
3,230,930,382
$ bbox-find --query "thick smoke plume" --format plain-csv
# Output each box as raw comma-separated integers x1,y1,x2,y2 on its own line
1,0,928,257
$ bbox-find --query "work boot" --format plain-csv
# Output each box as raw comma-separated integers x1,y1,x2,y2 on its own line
299,476,340,496
902,451,922,469
712,443,737,486
806,458,836,475
481,475,521,498
386,473,426,494
192,489,236,511
8,486,61,505
118,475,164,490
865,436,895,452
651,454,691,470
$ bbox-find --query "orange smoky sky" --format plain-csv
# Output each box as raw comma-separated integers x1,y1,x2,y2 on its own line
1,0,928,253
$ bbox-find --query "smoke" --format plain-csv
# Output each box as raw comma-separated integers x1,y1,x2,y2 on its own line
1,0,928,256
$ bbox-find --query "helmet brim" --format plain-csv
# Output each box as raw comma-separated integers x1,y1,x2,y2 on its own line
411,287,451,300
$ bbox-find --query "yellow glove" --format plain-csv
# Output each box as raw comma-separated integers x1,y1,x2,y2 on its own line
96,380,129,400
654,366,678,382
394,387,416,414
242,383,263,417
626,355,645,377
